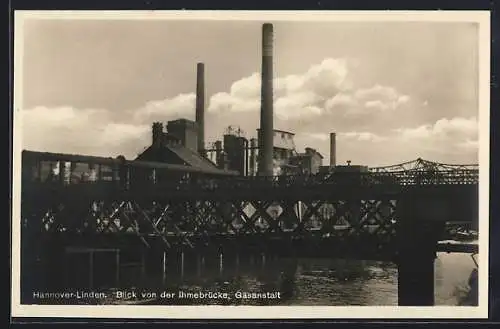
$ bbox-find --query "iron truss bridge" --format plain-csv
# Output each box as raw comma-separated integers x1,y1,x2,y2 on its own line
20,151,479,260
369,157,479,172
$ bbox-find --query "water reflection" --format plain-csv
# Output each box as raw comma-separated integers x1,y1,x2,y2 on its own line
63,247,478,306
291,259,398,306
435,252,478,306
115,256,401,306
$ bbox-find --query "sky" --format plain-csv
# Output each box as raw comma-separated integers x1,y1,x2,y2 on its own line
18,17,480,167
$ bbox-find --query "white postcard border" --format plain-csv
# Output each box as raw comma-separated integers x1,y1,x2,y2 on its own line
11,10,491,319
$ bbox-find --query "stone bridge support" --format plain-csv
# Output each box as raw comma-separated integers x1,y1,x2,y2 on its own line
396,185,478,306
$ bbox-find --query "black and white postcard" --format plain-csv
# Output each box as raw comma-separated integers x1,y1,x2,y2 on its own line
11,10,490,319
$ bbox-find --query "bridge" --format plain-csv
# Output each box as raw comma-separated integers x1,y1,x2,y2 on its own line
19,150,479,306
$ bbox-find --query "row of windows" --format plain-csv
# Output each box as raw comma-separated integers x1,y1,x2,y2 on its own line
274,131,293,140
273,149,294,159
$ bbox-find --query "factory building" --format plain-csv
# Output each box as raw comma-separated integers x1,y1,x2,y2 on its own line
269,129,296,160
134,61,236,177
255,128,296,176
223,127,249,175
213,127,329,176
135,24,342,179
136,120,231,176
288,148,324,175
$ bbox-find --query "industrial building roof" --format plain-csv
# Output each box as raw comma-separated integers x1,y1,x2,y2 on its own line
22,150,237,176
294,149,324,159
136,144,236,176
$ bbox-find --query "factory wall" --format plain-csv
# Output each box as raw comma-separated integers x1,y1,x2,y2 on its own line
166,119,199,153
223,134,248,175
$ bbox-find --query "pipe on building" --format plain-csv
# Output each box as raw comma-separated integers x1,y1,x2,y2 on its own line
215,141,223,169
244,138,249,176
250,138,258,176
196,63,206,156
152,122,164,147
330,132,336,167
258,23,274,177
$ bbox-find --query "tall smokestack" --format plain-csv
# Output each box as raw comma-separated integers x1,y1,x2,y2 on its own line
196,63,205,156
330,132,336,167
258,23,274,176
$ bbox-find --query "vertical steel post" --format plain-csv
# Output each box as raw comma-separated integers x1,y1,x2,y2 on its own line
219,247,223,275
115,249,120,287
162,251,167,285
140,248,146,284
180,250,185,279
88,251,94,289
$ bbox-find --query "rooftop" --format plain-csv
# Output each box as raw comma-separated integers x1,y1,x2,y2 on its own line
136,143,237,176
256,128,295,135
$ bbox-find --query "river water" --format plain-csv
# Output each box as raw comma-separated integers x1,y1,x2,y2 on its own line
106,245,478,306
284,251,478,306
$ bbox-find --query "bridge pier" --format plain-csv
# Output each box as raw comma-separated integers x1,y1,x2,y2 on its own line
397,224,437,306
396,189,446,306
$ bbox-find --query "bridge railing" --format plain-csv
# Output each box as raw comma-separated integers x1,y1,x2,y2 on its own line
21,150,479,200
21,169,479,198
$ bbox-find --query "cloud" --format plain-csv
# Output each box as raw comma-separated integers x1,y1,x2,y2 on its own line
133,93,196,124
208,58,356,120
204,57,412,128
364,100,390,111
299,58,352,98
21,106,149,158
322,86,410,120
339,131,386,142
275,92,323,120
355,84,400,102
208,92,260,114
398,95,410,104
352,85,410,113
457,139,479,151
325,93,357,111
19,58,478,166
292,116,478,166
396,116,478,141
301,131,386,143
300,133,330,141
381,116,479,163
229,73,260,99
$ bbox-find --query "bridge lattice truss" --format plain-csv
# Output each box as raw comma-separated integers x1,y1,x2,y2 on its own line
25,191,405,259
370,158,479,177
21,155,479,259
